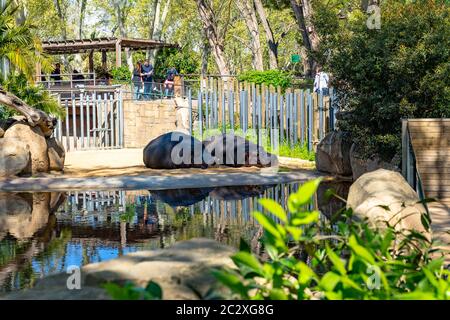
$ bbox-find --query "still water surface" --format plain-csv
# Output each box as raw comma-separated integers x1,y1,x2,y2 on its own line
0,181,349,293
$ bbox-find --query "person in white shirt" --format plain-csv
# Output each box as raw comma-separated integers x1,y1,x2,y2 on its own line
314,68,330,96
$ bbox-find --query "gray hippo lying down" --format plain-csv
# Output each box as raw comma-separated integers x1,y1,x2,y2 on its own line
143,132,278,169
203,133,278,168
143,132,206,169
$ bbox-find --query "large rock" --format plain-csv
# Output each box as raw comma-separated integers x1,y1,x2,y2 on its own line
3,123,49,174
0,137,31,177
46,137,65,172
347,169,430,239
1,238,236,300
350,143,400,180
316,131,352,176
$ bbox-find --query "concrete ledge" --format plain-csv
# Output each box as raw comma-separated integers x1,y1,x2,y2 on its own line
0,170,323,192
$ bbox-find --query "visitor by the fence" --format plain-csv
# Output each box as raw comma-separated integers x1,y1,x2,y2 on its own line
314,68,330,96
132,62,143,101
164,66,178,98
51,63,62,86
142,60,154,100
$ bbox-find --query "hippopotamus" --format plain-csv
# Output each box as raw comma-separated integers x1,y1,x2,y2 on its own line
203,134,278,168
143,132,206,169
150,188,212,207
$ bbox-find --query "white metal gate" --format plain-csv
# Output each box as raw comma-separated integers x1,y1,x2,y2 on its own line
54,90,124,151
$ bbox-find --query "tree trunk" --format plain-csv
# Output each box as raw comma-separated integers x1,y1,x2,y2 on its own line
78,0,87,39
253,0,278,69
148,0,171,65
235,0,264,71
0,86,56,136
196,0,230,75
289,0,319,77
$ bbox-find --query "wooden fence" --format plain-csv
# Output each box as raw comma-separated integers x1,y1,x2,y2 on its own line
186,81,337,151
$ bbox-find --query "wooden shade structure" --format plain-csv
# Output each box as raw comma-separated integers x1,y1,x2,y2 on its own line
37,37,178,78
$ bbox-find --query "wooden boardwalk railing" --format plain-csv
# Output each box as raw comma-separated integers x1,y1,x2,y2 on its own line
404,119,450,205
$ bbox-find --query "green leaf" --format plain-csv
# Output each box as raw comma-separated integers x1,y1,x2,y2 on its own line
295,262,317,285
285,226,303,241
145,281,163,300
253,211,284,238
326,245,347,275
319,272,341,292
269,288,289,300
211,269,248,298
288,178,323,209
259,198,287,222
231,252,264,276
291,211,320,226
420,212,431,232
239,238,251,253
348,235,376,265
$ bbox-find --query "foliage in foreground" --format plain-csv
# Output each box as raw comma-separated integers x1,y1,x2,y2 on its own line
212,179,450,300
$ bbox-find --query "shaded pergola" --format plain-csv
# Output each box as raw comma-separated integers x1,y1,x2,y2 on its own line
37,37,178,78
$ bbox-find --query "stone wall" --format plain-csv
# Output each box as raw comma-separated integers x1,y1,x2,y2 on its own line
123,99,178,148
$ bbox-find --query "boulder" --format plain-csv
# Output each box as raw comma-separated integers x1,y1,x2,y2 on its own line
46,137,65,172
0,137,31,177
350,143,400,180
347,169,430,239
3,123,49,174
316,131,352,176
0,127,3,138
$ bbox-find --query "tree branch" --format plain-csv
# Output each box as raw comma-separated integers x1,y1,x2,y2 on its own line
0,86,56,136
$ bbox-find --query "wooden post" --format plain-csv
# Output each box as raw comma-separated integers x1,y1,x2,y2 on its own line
115,39,122,68
35,61,42,83
102,50,107,70
89,50,94,76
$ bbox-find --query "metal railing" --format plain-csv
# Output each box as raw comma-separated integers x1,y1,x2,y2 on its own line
402,119,426,200
185,86,337,152
53,89,124,151
37,72,97,89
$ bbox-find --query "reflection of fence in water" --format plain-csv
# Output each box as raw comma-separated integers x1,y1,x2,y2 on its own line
60,183,319,226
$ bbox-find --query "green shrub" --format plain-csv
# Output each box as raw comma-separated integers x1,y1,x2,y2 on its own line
212,179,450,300
154,47,200,80
0,73,64,119
111,66,131,83
315,0,450,161
238,70,292,91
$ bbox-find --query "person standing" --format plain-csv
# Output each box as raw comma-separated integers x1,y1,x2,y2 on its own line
314,68,330,96
51,63,62,86
141,60,154,100
132,62,143,101
164,66,178,98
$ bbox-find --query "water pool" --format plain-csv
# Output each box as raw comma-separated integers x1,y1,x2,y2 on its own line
0,181,349,293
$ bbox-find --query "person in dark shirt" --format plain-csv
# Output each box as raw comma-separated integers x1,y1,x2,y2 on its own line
51,63,62,86
72,70,85,86
132,62,143,100
164,66,178,98
141,59,154,100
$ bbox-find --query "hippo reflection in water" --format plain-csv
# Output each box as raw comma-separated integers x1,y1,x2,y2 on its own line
149,185,270,207
149,188,213,207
